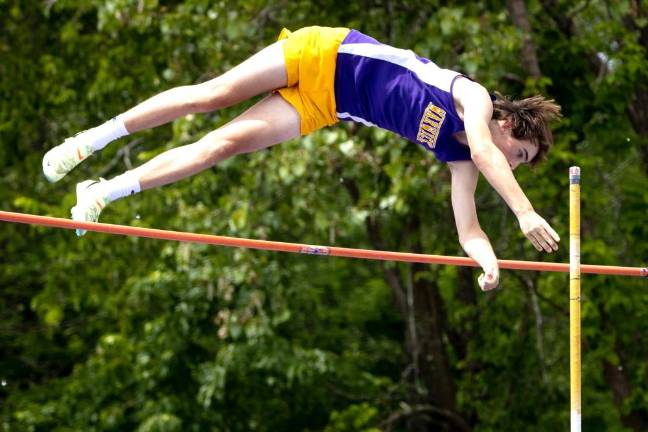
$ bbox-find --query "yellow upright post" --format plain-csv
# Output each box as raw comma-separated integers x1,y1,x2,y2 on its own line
570,166,582,432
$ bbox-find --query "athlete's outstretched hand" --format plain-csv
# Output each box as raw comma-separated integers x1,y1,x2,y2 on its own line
478,263,500,291
517,210,560,252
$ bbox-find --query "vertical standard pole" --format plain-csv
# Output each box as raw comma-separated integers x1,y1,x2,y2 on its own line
570,166,582,432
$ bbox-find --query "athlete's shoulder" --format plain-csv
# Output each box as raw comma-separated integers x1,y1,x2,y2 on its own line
453,77,489,101
452,78,493,120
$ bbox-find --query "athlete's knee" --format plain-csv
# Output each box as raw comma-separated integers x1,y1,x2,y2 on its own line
188,80,237,113
199,134,244,166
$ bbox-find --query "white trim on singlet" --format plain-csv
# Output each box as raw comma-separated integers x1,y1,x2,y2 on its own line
337,43,458,92
335,111,377,127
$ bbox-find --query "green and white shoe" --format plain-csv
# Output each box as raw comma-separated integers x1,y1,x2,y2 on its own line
71,179,109,237
43,136,93,183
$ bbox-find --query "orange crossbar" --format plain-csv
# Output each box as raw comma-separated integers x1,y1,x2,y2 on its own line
1,210,646,277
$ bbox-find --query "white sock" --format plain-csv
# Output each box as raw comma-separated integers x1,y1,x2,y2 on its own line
83,115,129,152
97,171,141,203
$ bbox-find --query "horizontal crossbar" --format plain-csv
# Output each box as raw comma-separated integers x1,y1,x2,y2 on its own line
1,210,646,277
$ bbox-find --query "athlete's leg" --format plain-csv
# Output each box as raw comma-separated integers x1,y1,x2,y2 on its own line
121,41,288,132
44,41,289,183
72,94,301,235
132,93,298,188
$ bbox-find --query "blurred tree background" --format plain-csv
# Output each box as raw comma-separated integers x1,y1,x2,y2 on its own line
1,0,647,431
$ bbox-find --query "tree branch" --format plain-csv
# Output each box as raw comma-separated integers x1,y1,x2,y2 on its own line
97,137,143,177
506,0,542,78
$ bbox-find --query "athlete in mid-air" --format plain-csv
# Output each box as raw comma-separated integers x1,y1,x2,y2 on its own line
42,26,562,291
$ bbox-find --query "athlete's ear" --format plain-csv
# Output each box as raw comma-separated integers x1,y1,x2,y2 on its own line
501,119,513,130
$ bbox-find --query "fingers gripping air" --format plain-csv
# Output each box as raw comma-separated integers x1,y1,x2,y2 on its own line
518,210,561,252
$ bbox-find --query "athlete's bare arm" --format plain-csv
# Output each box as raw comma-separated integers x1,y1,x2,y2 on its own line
448,160,499,291
452,79,560,253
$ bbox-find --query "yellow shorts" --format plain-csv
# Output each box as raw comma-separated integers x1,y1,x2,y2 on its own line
275,26,350,135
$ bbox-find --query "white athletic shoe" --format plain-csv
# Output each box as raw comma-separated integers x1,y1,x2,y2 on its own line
71,179,109,236
43,135,93,183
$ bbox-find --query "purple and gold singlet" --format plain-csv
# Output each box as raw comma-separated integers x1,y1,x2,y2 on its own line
334,30,471,163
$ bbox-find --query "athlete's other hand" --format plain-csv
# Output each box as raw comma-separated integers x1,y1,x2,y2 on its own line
478,263,499,291
517,210,560,253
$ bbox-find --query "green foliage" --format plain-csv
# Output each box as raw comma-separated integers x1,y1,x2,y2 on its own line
1,0,647,431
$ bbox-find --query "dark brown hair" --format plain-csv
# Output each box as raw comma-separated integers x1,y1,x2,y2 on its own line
492,92,562,166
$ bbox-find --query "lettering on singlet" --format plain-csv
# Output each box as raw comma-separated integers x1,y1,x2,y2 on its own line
416,103,446,149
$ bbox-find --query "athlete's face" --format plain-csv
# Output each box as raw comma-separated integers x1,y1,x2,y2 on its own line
493,120,538,170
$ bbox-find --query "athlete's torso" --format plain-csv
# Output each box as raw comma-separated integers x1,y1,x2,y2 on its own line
334,29,471,162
